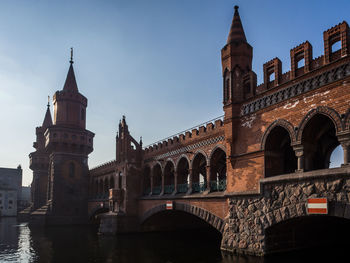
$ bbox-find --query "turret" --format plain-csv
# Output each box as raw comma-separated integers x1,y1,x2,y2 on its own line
221,6,256,105
52,50,87,129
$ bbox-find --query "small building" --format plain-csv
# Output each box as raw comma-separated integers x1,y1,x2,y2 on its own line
0,166,22,217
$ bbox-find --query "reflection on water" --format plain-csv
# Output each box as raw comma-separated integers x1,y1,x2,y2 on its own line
2,217,345,263
1,218,260,263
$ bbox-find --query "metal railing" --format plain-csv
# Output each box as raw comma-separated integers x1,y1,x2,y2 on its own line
192,182,207,193
209,180,227,192
164,184,175,194
177,183,188,193
152,186,162,195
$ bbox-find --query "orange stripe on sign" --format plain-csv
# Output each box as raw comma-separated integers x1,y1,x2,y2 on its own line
308,208,327,214
308,198,327,204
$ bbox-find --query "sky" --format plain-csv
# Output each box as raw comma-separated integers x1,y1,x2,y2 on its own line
0,0,349,186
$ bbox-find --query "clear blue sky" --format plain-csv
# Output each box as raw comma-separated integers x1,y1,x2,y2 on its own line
0,0,348,185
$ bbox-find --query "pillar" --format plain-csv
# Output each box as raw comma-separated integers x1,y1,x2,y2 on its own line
293,145,304,172
150,175,153,195
206,165,211,192
187,168,193,195
160,175,165,195
173,171,178,195
338,135,350,166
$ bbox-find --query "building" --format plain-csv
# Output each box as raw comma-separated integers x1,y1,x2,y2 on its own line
29,52,94,225
0,166,22,216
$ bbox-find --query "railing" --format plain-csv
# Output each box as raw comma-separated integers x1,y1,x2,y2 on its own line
192,182,207,193
164,184,175,194
209,180,227,192
143,115,224,149
143,187,151,195
177,183,188,193
152,186,162,195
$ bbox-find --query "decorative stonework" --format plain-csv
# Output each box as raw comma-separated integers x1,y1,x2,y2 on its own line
221,168,350,256
242,62,350,116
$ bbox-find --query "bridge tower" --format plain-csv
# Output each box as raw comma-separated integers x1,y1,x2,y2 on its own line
31,53,95,225
221,5,257,182
29,101,52,210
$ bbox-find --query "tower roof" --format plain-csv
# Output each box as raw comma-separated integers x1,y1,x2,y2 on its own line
63,63,78,92
227,6,247,44
42,101,53,128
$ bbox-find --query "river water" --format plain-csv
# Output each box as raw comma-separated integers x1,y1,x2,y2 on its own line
0,217,345,263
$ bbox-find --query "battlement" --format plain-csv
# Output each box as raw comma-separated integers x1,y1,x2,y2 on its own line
252,21,350,95
90,160,116,174
144,116,224,155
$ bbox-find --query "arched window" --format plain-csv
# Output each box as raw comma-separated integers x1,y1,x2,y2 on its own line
69,162,75,178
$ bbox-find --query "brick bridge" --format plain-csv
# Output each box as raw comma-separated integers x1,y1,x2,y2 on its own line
87,7,350,256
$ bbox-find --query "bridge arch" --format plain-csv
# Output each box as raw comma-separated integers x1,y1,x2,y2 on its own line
263,201,350,254
140,203,224,233
88,205,109,223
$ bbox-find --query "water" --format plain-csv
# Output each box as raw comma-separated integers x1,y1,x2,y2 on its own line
0,217,346,263
0,217,245,263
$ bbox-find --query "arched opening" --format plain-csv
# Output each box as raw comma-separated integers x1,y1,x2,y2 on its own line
265,216,350,254
265,126,297,177
192,153,207,193
176,157,189,193
152,164,162,195
329,145,343,168
163,161,175,194
209,148,227,191
302,114,340,171
143,166,151,195
140,210,223,262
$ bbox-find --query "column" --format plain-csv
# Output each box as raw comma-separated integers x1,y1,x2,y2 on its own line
206,165,211,192
160,175,165,195
293,145,304,172
339,135,350,166
186,168,193,195
172,171,178,195
150,175,153,195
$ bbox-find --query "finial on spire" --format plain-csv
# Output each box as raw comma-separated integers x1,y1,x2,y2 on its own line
234,5,239,10
70,47,74,64
47,95,50,108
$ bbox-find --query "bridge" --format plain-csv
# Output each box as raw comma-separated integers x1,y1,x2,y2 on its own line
87,8,350,256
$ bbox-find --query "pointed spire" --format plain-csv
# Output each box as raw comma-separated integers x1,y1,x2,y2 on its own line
63,48,78,92
227,6,247,44
42,96,53,128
